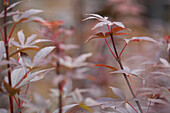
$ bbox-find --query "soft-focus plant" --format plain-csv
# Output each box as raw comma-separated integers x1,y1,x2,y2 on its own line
83,13,166,113
0,1,55,113
0,1,170,113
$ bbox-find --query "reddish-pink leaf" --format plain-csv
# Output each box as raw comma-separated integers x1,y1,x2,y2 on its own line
90,64,118,71
111,27,125,33
113,33,128,35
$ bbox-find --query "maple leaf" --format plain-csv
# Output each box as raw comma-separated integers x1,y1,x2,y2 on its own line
86,27,127,42
58,53,92,68
83,14,125,30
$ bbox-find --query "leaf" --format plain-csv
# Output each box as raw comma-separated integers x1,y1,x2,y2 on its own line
0,41,5,61
90,64,118,71
17,68,54,88
20,52,32,67
19,9,43,22
3,81,20,96
79,103,93,112
111,69,144,79
10,67,27,87
33,46,55,64
17,30,25,46
60,44,79,50
124,37,160,44
111,27,126,33
52,104,78,113
113,22,125,28
9,47,39,57
29,39,51,46
0,1,21,15
85,32,106,42
13,9,43,22
7,1,21,11
97,97,121,103
10,40,21,47
75,53,92,63
148,98,168,105
160,58,170,67
25,34,37,45
125,103,136,113
0,109,8,113
110,87,126,100
92,21,109,30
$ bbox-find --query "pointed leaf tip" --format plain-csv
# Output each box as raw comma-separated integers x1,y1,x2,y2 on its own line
109,86,126,100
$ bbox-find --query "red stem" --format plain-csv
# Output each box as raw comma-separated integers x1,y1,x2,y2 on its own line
0,26,5,41
146,101,151,113
3,2,14,113
14,70,31,88
56,44,63,113
104,38,117,59
127,75,135,93
7,22,17,42
119,43,127,58
107,24,111,32
109,33,143,113
13,96,20,108
126,101,138,113
24,84,29,95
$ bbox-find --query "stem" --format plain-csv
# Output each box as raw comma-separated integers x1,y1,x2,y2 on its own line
18,92,22,113
109,33,143,113
7,22,17,42
14,70,31,88
56,44,63,113
0,26,5,41
119,43,127,58
127,75,135,93
13,96,20,108
126,101,138,113
3,3,14,113
146,101,151,113
104,39,117,59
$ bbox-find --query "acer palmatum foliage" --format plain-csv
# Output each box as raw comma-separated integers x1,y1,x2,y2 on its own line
0,1,169,113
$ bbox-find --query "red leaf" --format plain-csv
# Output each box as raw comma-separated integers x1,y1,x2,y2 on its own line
111,27,125,33
90,64,118,71
113,33,128,35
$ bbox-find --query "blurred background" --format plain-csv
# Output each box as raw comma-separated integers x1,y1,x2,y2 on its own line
0,0,170,111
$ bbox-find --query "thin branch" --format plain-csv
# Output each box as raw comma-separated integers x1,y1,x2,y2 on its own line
109,33,143,113
7,22,17,42
14,69,31,88
127,75,135,93
13,96,20,108
146,101,151,113
119,43,127,58
56,44,63,113
104,38,117,59
126,101,138,113
3,3,14,113
0,26,5,41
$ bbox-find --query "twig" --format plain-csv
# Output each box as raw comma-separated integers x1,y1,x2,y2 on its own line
109,33,143,113
3,2,14,113
56,44,63,113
